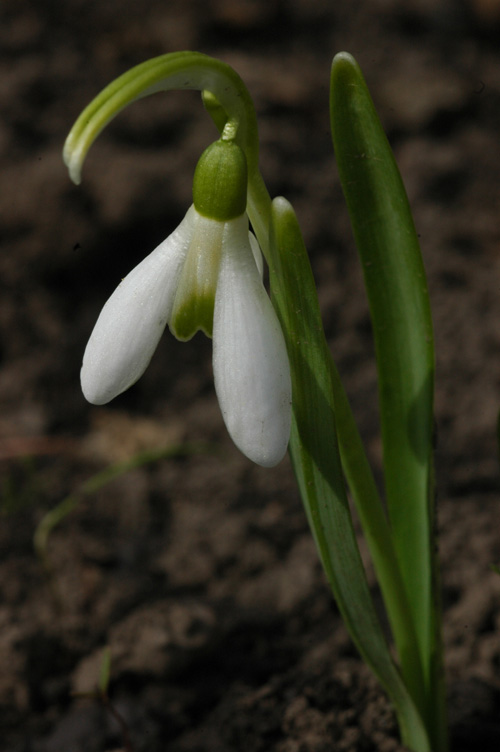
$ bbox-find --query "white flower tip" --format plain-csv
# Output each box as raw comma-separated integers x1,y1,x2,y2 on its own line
238,409,291,468
223,369,291,468
81,379,111,406
80,358,123,405
79,315,136,406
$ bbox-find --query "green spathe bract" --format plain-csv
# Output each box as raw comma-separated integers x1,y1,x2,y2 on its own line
63,50,447,752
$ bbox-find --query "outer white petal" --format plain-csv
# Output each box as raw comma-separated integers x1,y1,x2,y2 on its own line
81,207,197,404
213,216,291,467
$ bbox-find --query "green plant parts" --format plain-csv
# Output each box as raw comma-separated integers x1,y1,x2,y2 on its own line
192,136,248,221
34,442,210,606
72,648,134,752
330,52,446,752
62,50,447,752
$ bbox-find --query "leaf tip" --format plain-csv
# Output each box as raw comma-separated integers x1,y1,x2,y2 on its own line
331,51,359,76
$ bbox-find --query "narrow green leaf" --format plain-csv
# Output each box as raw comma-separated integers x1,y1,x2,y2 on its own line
98,648,112,695
330,53,446,751
328,355,427,717
330,50,434,664
34,443,209,577
269,197,430,752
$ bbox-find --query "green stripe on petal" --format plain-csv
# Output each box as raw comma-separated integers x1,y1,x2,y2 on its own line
169,210,224,341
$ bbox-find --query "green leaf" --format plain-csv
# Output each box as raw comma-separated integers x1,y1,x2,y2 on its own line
34,442,209,582
268,197,430,752
98,648,112,695
327,355,427,718
330,53,446,751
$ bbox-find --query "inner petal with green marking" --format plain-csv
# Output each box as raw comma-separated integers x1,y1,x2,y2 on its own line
169,215,224,340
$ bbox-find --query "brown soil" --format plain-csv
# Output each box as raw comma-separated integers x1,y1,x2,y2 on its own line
1,1,500,750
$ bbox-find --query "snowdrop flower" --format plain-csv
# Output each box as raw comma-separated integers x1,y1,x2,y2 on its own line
81,139,291,467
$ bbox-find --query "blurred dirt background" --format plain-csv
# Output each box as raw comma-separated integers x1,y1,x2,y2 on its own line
1,0,500,750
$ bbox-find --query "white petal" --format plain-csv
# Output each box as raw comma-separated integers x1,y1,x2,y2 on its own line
81,207,197,404
213,217,291,467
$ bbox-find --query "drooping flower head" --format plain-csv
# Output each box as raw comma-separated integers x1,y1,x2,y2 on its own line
80,136,291,467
